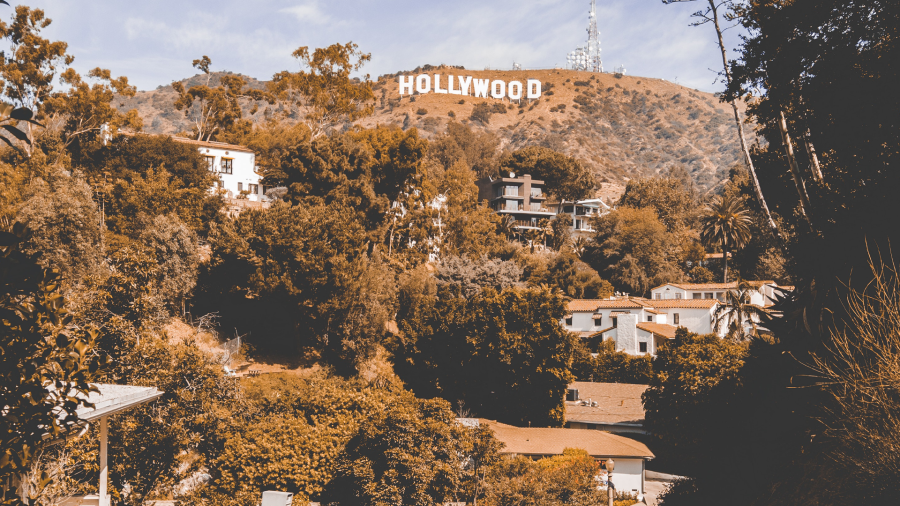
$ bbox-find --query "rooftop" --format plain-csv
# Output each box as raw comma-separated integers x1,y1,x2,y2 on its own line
568,298,648,312
636,322,678,339
468,418,654,459
170,136,255,153
565,382,648,426
651,281,776,292
645,299,719,309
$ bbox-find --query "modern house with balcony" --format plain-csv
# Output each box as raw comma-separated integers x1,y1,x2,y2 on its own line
546,198,612,236
476,173,555,230
172,137,266,202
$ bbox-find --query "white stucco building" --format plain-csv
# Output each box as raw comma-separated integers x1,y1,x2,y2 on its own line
563,297,721,356
172,137,265,202
546,198,612,236
649,281,779,307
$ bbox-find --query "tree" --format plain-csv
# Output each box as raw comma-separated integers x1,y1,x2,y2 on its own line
0,222,101,505
571,339,653,384
700,193,752,283
429,121,500,178
269,42,375,137
642,328,746,474
0,6,72,154
662,0,780,239
15,171,103,281
586,207,681,296
138,214,200,308
322,397,465,505
547,213,572,251
436,255,523,299
525,253,614,300
618,176,696,232
712,281,770,341
482,449,610,506
172,56,273,141
394,285,576,427
42,67,142,151
499,147,594,204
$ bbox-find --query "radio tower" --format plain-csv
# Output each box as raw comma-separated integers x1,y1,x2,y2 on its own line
586,0,603,73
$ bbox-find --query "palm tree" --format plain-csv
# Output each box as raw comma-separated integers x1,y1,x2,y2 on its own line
572,237,589,259
713,281,770,341
700,194,752,282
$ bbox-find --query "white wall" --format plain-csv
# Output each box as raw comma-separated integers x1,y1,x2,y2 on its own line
198,147,263,201
616,315,638,354
567,309,646,333
606,458,645,495
656,307,716,335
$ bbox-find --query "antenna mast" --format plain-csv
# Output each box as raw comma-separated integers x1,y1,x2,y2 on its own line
587,0,603,72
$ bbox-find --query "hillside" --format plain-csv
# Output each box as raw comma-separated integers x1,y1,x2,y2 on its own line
116,68,748,194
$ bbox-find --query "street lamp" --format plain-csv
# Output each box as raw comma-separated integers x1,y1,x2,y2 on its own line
606,459,615,506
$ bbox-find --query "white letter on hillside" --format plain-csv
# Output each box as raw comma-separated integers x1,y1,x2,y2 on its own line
473,79,489,98
398,76,414,95
416,74,431,94
434,74,448,94
491,80,506,99
448,75,460,95
527,79,542,99
459,76,473,96
508,81,523,100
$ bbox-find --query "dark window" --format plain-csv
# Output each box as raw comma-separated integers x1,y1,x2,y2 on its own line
675,293,683,299
205,156,216,171
673,313,680,325
693,293,702,299
593,315,602,326
249,184,259,194
705,292,713,299
647,316,653,322
612,317,617,328
566,388,579,401
639,342,648,353
565,317,573,326
221,158,233,174
237,182,243,192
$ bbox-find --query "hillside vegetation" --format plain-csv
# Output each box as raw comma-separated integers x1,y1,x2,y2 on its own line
116,68,748,196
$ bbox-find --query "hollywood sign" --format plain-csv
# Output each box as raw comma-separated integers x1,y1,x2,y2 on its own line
398,74,542,100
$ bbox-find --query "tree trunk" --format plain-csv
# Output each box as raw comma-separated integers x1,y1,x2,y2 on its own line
803,129,823,182
778,110,813,223
708,0,780,239
722,240,729,283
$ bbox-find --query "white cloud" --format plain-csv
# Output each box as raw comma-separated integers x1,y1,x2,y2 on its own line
280,2,330,25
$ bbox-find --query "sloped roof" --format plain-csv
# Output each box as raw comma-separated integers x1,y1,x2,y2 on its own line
568,299,646,312
566,382,647,426
477,419,654,459
651,281,776,292
636,322,678,339
645,299,719,309
75,384,164,422
171,136,254,153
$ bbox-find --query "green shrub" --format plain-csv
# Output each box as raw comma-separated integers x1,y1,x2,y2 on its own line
416,108,428,115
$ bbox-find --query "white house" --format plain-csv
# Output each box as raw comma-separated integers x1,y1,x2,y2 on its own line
459,418,654,497
546,199,612,236
649,281,779,307
563,297,722,356
172,137,265,202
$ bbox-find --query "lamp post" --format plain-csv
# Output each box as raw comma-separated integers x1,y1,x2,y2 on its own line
606,459,615,506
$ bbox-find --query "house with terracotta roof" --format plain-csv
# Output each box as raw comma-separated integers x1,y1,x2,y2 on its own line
563,296,722,355
650,281,779,307
171,137,266,202
460,418,654,496
565,382,648,435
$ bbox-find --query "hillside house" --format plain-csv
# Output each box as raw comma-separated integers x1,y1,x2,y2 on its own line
171,137,265,202
565,382,648,435
459,418,654,496
546,198,611,236
563,297,721,356
476,173,554,230
650,281,779,306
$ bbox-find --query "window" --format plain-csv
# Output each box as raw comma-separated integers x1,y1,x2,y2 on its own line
530,202,541,211
562,206,574,213
693,293,702,299
716,292,724,301
530,188,542,198
655,294,661,300
612,317,618,328
503,185,520,196
205,156,216,171
216,180,224,189
647,316,653,322
249,184,259,194
705,292,713,299
639,342,648,353
237,182,243,192
593,315,602,326
505,200,518,211
221,158,233,174
675,293,682,299
673,313,680,325
565,317,573,326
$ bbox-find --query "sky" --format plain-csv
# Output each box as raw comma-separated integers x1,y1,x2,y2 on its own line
11,0,749,93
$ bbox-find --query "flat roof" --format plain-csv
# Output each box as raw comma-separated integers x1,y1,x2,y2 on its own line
75,384,164,421
566,382,648,426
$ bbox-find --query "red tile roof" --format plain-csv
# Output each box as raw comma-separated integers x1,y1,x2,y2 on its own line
566,382,647,426
645,299,719,309
568,299,646,312
478,419,654,459
636,322,678,339
171,136,254,153
651,281,775,292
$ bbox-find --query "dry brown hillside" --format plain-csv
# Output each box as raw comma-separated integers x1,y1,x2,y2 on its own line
117,67,749,193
